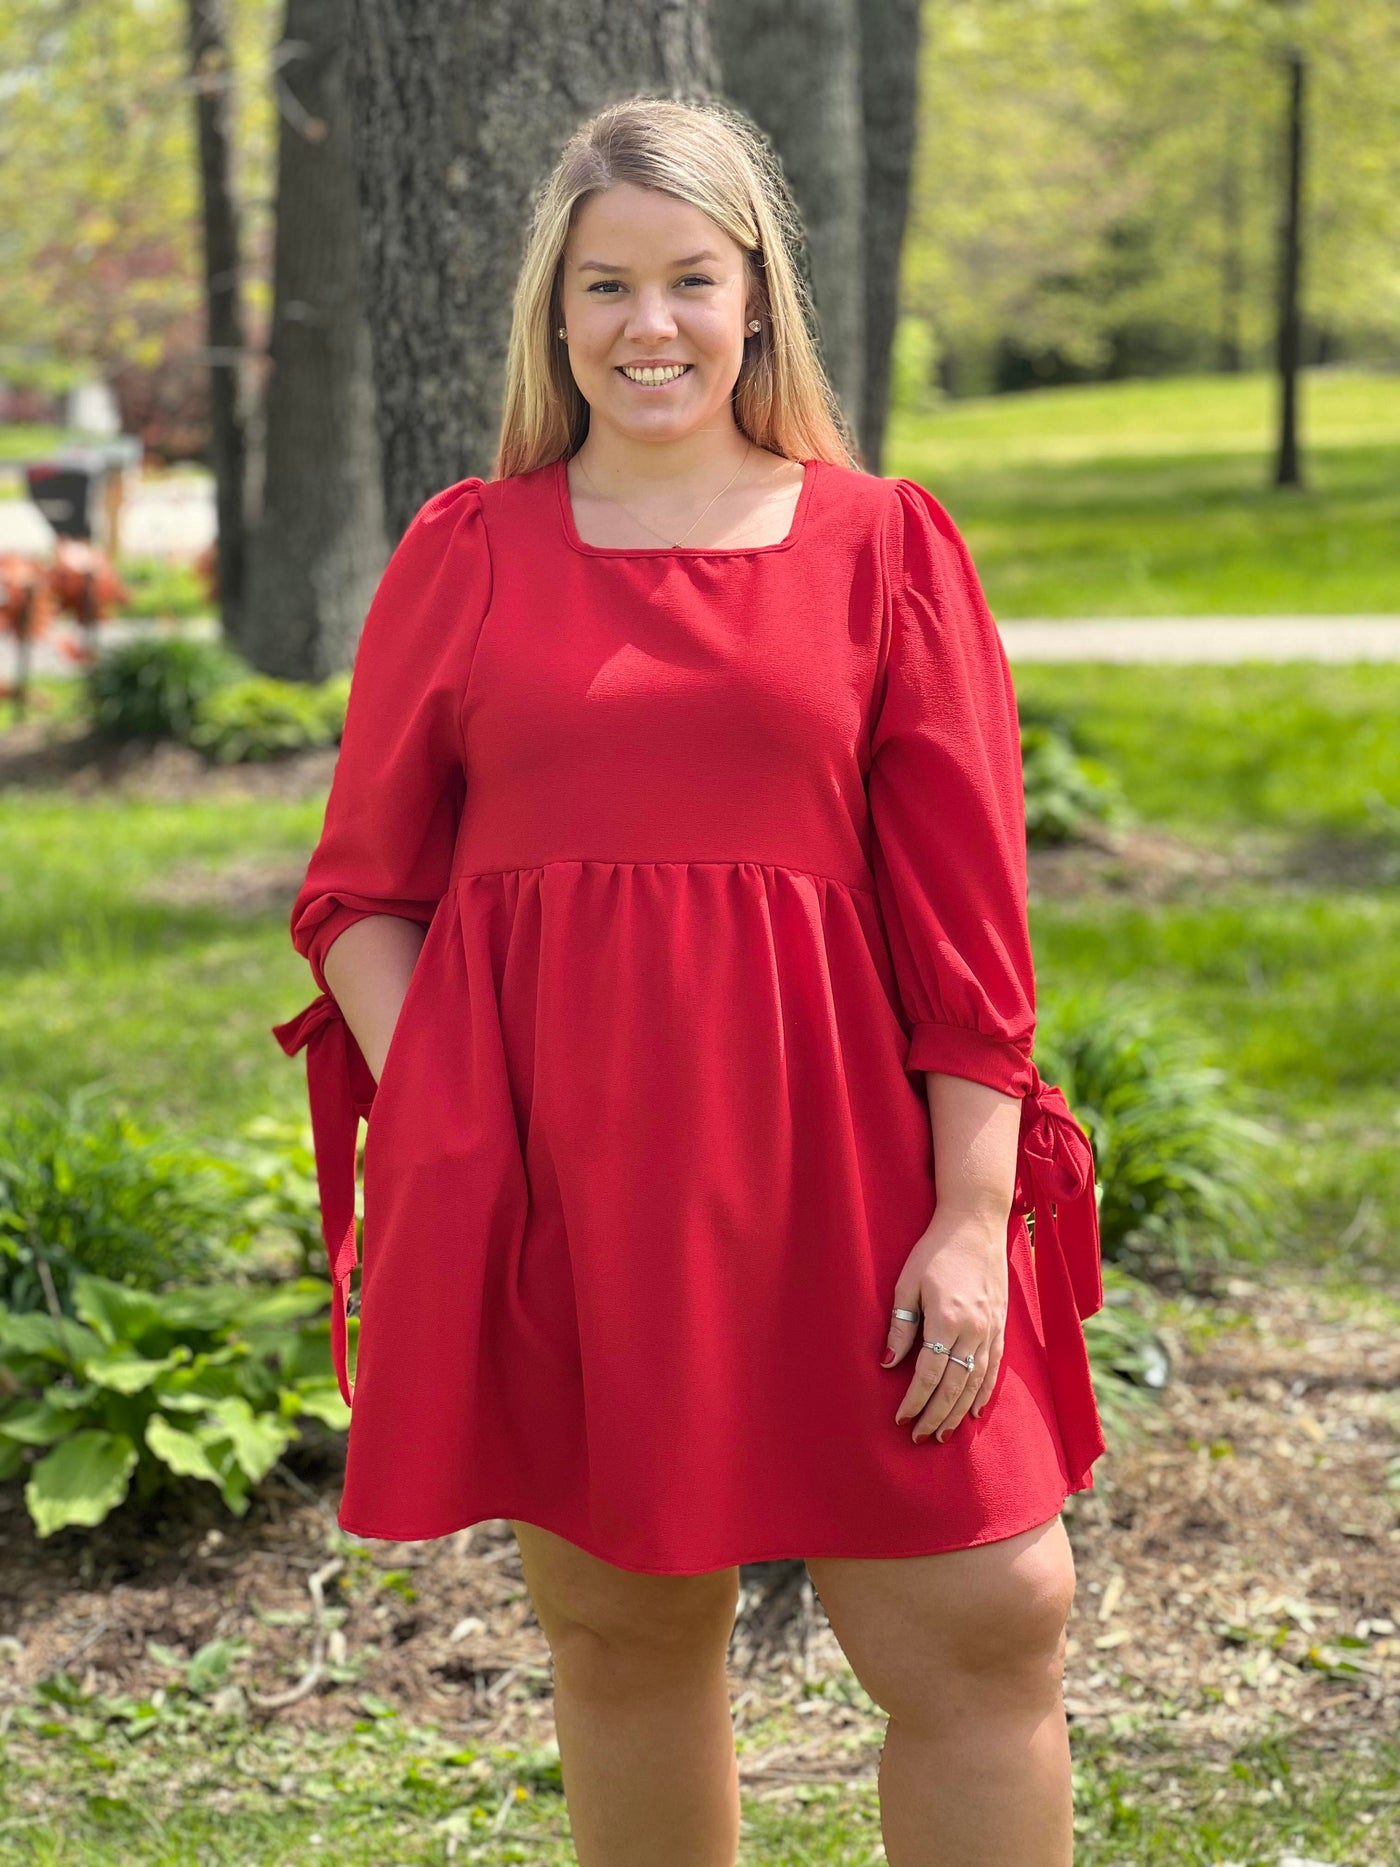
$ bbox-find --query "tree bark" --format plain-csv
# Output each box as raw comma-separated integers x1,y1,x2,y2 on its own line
856,0,921,473
243,0,388,679
1219,90,1245,374
347,0,719,542
186,0,251,642
1273,43,1305,489
711,0,866,455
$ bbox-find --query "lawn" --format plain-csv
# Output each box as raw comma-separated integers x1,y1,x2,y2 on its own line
889,365,1400,616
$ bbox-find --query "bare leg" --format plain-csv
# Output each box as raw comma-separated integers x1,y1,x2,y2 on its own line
512,1521,742,1867
806,1514,1077,1866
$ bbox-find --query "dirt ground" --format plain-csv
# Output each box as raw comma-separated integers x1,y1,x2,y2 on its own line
0,1272,1395,1789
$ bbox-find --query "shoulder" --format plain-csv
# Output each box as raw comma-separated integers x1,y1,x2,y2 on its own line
815,462,965,561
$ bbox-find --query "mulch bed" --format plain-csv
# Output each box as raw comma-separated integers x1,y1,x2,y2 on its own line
0,1272,1394,1784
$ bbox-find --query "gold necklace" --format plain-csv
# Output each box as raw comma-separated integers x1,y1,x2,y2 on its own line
571,441,754,548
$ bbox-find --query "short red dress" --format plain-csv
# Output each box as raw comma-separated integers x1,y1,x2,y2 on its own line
274,454,1106,1572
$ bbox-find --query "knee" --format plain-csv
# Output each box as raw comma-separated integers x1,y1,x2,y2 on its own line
863,1537,1076,1729
517,1531,739,1687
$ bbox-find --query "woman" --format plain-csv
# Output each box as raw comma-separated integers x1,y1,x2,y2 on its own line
276,93,1105,1867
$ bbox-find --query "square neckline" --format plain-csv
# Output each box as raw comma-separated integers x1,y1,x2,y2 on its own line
554,453,818,558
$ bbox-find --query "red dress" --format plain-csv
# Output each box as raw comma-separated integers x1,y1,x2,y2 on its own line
274,455,1106,1572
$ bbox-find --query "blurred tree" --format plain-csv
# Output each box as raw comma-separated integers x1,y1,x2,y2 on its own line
0,0,274,445
711,0,867,447
711,0,923,474
904,0,1400,396
241,0,388,678
186,0,253,641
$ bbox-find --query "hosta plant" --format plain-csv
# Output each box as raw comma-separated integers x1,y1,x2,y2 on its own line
0,1271,350,1537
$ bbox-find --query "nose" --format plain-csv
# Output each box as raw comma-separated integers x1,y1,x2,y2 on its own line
624,286,680,339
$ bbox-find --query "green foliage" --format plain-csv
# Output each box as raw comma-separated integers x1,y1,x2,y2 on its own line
85,637,250,742
187,673,349,763
888,314,943,419
1037,992,1278,1291
1020,718,1127,846
1084,1261,1172,1447
0,1088,264,1312
115,557,211,623
0,1270,350,1536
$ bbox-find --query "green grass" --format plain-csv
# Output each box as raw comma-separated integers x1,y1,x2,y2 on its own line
1015,661,1400,835
0,1699,1394,1865
889,365,1400,616
0,793,320,1138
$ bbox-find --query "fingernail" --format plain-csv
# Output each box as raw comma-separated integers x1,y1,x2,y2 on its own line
935,1428,947,1443
881,1348,896,1366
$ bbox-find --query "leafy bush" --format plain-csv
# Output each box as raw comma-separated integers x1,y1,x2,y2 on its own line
1021,720,1126,847
187,672,349,763
0,1272,350,1535
0,1089,266,1313
1084,1261,1172,1448
85,635,249,741
1037,992,1278,1291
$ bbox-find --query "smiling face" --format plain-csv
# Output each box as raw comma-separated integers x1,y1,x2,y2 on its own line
559,182,757,446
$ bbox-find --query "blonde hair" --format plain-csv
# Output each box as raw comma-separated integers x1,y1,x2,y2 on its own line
494,94,860,480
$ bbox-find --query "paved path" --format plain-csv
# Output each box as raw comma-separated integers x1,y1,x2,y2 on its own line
999,617,1400,662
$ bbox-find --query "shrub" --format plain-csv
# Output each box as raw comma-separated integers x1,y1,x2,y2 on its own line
0,1089,290,1315
1036,991,1278,1291
186,671,349,763
85,635,249,741
1084,1261,1172,1450
0,1271,350,1535
1021,720,1126,847
113,557,210,623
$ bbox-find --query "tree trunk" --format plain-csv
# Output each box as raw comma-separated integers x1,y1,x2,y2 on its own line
1273,43,1305,489
347,0,719,542
711,0,866,456
856,0,921,473
186,0,251,643
243,0,388,680
1219,91,1244,374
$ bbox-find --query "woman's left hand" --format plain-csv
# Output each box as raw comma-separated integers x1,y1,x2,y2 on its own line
883,1206,1010,1444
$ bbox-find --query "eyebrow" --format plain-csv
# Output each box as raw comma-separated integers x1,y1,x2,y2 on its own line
575,250,723,274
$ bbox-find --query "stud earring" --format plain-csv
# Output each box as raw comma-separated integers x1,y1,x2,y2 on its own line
557,327,567,340
747,320,761,333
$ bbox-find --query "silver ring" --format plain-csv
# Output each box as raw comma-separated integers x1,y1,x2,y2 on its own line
922,1340,950,1355
891,1307,920,1323
950,1352,976,1372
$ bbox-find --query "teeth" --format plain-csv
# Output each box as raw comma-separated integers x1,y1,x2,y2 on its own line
621,364,688,384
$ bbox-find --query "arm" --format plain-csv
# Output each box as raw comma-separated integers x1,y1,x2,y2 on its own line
321,915,427,1085
867,478,1036,1442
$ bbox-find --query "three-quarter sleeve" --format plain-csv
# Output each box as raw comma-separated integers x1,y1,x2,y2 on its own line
867,477,1036,1098
290,476,492,993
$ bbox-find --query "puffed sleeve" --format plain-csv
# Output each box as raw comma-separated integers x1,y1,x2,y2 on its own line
289,476,492,992
867,477,1036,1098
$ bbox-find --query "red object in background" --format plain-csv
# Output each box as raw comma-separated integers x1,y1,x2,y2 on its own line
0,555,57,640
49,538,129,623
194,540,219,607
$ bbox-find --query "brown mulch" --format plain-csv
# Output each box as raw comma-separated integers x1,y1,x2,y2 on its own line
0,715,337,804
0,1272,1394,1778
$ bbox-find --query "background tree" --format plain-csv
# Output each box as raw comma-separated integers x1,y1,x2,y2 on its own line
241,0,388,679
186,0,255,642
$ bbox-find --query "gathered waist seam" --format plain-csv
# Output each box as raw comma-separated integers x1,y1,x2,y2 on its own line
449,857,879,897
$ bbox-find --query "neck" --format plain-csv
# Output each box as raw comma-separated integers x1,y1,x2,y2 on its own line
571,426,753,492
